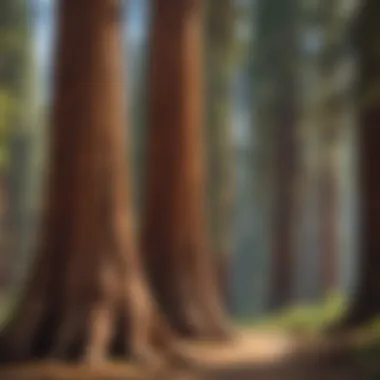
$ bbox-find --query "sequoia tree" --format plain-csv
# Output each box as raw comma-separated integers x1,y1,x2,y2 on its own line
0,0,174,364
142,0,230,339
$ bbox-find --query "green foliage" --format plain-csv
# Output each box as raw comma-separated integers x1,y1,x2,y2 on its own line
0,90,17,169
245,293,347,334
0,0,32,173
345,318,380,379
0,291,14,328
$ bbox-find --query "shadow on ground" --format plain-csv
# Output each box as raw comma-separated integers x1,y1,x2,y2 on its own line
0,330,379,380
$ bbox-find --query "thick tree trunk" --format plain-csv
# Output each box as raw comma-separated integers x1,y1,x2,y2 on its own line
142,0,230,339
0,0,174,364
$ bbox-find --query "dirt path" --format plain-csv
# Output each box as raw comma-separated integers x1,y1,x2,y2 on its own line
181,331,364,380
0,331,377,380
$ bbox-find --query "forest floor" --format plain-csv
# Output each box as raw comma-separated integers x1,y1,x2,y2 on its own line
0,329,379,380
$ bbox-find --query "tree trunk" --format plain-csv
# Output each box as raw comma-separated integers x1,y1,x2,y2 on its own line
319,135,340,295
0,0,174,364
7,134,31,284
338,111,380,327
336,0,380,327
0,174,8,288
205,0,235,313
142,0,230,339
254,0,300,310
317,0,343,298
271,101,298,310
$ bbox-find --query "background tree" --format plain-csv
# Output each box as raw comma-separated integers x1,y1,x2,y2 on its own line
295,0,343,301
293,0,358,303
294,0,325,302
254,0,301,310
205,0,236,311
125,0,150,216
338,0,380,327
317,0,345,296
0,0,36,288
142,0,230,338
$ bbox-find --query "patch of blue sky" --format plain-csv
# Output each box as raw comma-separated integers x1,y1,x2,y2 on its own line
33,0,148,102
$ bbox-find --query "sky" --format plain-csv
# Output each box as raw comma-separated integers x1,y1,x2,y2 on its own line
31,0,250,147
33,0,148,102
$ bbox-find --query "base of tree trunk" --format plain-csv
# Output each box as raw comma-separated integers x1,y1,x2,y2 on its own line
0,314,151,364
0,276,188,369
151,295,233,343
172,309,233,342
146,259,234,342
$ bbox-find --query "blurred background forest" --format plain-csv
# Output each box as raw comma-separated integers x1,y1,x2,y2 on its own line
0,0,360,326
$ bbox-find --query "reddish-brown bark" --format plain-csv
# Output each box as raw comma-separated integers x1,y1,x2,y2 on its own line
142,0,230,339
0,0,176,364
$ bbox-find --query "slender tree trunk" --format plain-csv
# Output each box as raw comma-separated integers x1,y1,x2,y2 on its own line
319,134,340,294
294,0,324,303
271,100,298,310
254,0,300,310
338,110,380,327
335,0,380,328
142,0,230,339
0,174,8,288
317,0,342,297
205,0,235,312
0,0,174,364
7,134,31,283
